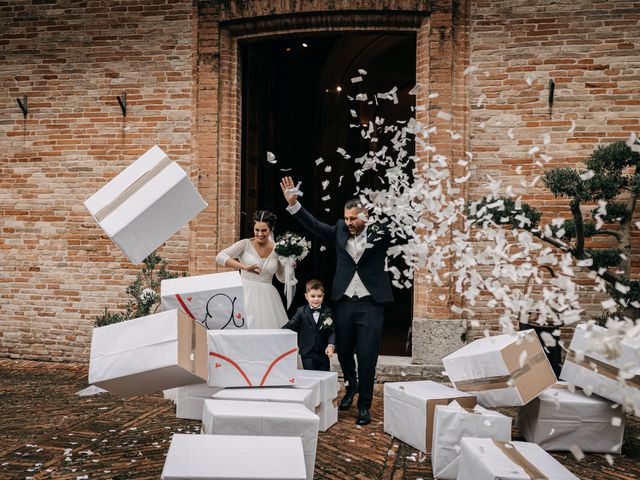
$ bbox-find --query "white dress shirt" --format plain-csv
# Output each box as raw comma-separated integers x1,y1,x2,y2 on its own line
287,201,371,298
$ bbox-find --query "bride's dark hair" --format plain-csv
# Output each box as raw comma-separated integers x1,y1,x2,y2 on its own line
253,210,277,231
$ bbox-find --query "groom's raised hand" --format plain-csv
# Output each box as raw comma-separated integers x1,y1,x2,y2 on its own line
280,176,298,206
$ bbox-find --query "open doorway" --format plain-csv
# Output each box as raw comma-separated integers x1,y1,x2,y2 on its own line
240,33,416,356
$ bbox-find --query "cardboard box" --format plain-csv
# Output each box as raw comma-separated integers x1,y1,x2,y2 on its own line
457,438,579,480
212,386,315,412
442,330,557,407
296,369,340,431
175,382,223,420
161,272,247,330
517,382,625,453
202,399,319,480
208,329,298,387
560,323,640,413
85,145,207,264
161,433,306,480
89,309,207,397
293,375,322,408
432,401,512,479
383,380,476,453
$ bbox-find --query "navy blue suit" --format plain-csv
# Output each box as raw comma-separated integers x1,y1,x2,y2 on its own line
282,304,335,371
291,204,393,408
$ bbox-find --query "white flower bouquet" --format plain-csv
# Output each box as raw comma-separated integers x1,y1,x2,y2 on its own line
274,232,311,308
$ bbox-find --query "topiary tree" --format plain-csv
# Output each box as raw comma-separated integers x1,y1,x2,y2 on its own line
95,252,184,327
468,140,640,324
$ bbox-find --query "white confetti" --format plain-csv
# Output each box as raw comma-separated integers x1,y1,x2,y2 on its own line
408,84,421,95
568,119,576,133
358,68,367,75
437,111,452,121
324,166,332,173
580,170,594,180
428,92,439,99
507,128,514,139
320,246,326,252
322,195,331,202
542,133,551,144
611,416,622,427
569,444,585,461
321,180,330,190
266,151,277,164
528,146,540,155
351,76,363,83
463,66,478,76
315,157,324,165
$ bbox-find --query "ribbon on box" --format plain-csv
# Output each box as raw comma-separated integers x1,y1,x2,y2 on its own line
94,154,172,222
280,256,298,309
454,351,547,392
493,440,548,480
566,350,640,388
209,347,298,386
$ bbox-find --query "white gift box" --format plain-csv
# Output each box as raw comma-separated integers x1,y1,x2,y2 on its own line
383,380,476,453
457,438,579,480
161,433,306,480
560,323,640,413
89,309,207,397
161,272,247,330
202,399,319,480
85,145,207,264
294,375,322,408
442,330,557,407
296,369,340,431
175,382,223,420
517,383,625,453
212,386,315,411
208,329,298,387
432,401,512,479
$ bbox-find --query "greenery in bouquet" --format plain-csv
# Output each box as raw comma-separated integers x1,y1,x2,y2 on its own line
94,252,185,327
274,232,311,260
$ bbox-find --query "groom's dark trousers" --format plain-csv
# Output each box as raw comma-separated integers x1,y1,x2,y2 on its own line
290,204,393,409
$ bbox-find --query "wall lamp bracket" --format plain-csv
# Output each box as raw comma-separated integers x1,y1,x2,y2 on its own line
548,79,555,115
117,93,127,117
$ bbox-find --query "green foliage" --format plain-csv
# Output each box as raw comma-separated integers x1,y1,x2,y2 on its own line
94,252,185,328
467,196,542,231
590,201,629,223
584,248,623,270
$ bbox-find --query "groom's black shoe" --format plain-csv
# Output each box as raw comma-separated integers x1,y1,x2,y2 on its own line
339,389,357,410
356,407,371,425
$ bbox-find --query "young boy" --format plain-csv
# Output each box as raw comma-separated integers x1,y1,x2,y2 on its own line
282,279,335,371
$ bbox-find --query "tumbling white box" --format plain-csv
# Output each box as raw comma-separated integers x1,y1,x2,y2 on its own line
383,380,476,453
212,386,315,412
85,145,207,264
297,369,340,431
161,433,306,480
207,329,298,387
431,401,512,480
442,330,557,407
202,399,319,480
88,309,207,397
517,383,625,453
560,323,640,413
161,271,247,330
457,438,579,480
175,382,223,421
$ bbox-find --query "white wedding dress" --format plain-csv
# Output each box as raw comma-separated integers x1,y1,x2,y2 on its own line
216,239,289,329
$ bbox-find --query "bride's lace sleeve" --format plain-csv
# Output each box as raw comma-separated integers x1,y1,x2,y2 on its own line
216,239,247,266
275,256,286,283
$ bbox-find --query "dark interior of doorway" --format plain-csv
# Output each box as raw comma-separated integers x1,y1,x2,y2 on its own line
241,33,416,356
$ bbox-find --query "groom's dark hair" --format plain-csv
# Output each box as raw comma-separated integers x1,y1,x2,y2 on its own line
344,198,366,211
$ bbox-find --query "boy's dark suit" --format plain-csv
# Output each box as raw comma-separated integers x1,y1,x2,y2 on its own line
290,204,392,409
282,304,335,371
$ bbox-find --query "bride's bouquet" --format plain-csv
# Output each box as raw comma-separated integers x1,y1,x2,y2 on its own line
274,232,311,308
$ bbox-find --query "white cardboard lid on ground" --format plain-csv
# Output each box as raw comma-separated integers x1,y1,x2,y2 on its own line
383,380,476,453
212,386,315,411
457,437,579,480
88,309,208,397
202,399,319,480
161,433,306,480
207,329,298,387
431,401,512,480
517,382,625,453
84,145,207,264
442,330,557,407
161,272,247,330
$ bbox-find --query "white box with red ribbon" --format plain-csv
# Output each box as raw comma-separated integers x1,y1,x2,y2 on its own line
161,271,247,330
84,145,207,264
207,329,298,388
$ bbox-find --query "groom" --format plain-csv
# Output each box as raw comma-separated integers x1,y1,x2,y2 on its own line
280,176,393,425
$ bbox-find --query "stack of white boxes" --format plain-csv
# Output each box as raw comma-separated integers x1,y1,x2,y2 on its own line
296,369,339,431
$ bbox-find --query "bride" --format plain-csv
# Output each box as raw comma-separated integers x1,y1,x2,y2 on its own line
215,210,289,329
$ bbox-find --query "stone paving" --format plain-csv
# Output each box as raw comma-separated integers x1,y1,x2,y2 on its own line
0,359,638,479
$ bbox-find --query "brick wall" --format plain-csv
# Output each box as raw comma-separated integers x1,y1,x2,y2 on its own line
1,0,638,362
0,0,196,361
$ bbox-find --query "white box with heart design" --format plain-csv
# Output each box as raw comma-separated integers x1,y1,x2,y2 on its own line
207,329,298,388
161,272,247,330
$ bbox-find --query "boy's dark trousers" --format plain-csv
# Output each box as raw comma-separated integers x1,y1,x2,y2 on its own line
301,351,330,371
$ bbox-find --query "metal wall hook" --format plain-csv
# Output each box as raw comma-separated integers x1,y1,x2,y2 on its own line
117,93,126,117
16,95,28,118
